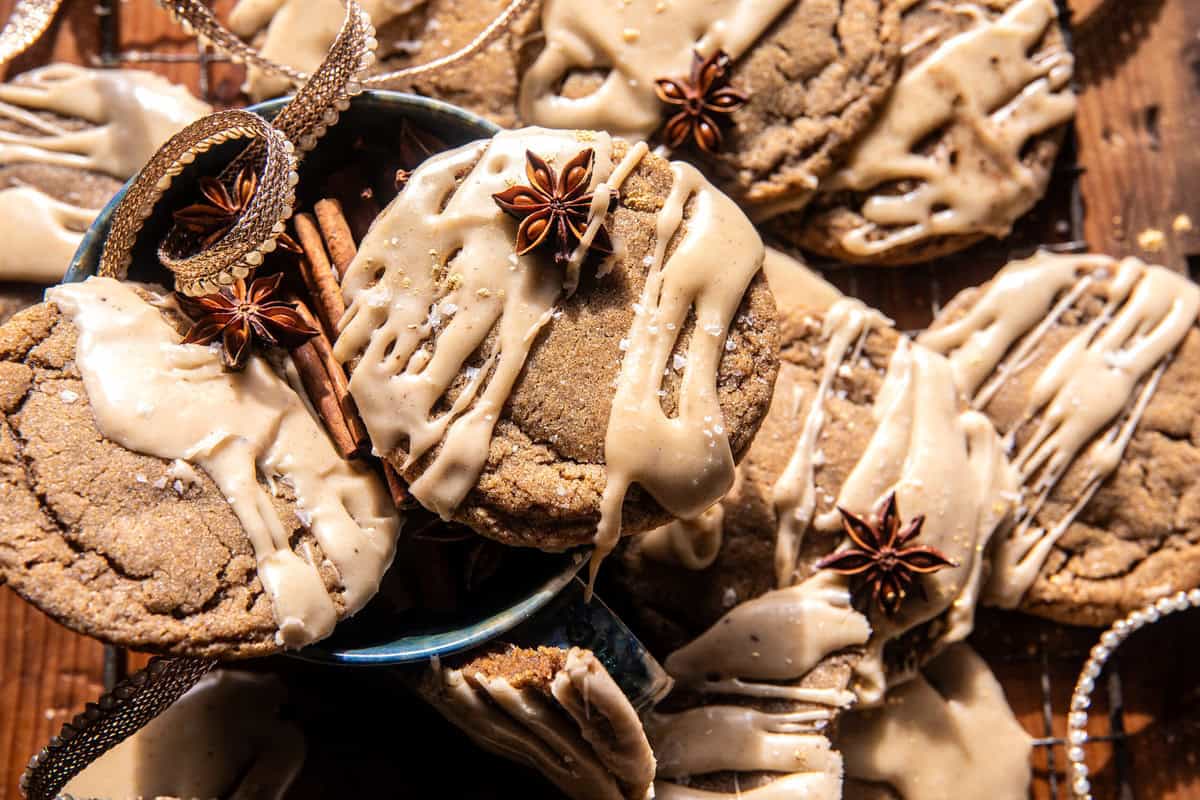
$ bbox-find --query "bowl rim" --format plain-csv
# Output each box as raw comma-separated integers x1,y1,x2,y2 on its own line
64,90,583,666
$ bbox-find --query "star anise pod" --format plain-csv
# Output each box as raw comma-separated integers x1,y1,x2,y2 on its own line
492,148,613,266
655,50,747,155
173,164,301,256
816,492,957,617
173,164,259,250
176,272,317,370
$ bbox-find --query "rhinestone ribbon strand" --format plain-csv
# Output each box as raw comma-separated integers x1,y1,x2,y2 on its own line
1066,588,1200,798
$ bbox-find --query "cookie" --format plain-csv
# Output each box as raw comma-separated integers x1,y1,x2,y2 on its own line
63,670,305,800
608,303,1016,796
920,252,1200,626
0,280,400,657
416,645,656,800
0,64,210,284
336,127,778,569
233,0,901,216
838,644,1032,800
775,0,1076,265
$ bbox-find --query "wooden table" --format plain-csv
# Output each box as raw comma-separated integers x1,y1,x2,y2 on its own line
1,0,1199,798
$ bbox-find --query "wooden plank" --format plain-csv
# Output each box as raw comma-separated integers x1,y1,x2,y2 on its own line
1070,0,1200,272
0,1,1196,798
0,588,106,800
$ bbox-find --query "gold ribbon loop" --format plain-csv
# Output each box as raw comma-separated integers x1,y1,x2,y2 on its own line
99,1,374,295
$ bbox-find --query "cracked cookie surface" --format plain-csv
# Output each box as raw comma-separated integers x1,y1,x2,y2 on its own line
377,0,901,215
0,302,343,658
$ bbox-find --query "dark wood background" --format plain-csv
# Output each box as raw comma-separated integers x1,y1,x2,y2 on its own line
1,0,1199,797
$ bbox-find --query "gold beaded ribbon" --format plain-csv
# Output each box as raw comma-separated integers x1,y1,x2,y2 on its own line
99,0,374,295
0,0,63,69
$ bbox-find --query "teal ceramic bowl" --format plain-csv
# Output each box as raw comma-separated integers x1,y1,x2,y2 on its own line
64,91,586,666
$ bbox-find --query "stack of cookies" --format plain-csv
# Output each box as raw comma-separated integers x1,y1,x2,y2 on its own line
1,0,1194,798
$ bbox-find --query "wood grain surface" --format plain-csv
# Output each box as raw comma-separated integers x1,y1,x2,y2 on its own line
1,0,1199,798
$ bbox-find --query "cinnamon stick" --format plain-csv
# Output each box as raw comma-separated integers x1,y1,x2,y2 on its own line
314,198,358,277
290,298,371,455
382,462,413,509
290,340,358,459
293,212,346,339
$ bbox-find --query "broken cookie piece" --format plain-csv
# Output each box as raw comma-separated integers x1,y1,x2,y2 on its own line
416,645,656,800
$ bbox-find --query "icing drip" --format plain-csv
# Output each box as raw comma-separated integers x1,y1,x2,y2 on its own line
828,338,1017,704
838,643,1032,800
231,0,419,100
918,252,1200,608
336,128,625,518
520,0,793,141
47,278,400,647
0,65,207,284
0,186,96,283
761,247,844,316
592,160,763,585
825,0,1076,254
647,706,843,798
63,671,304,800
639,501,725,570
771,299,890,587
665,576,869,707
0,64,211,179
424,648,653,800
648,575,859,800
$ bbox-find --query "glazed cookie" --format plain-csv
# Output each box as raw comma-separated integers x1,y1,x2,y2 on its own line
232,0,902,216
920,252,1200,626
0,64,210,285
838,644,1032,800
416,645,656,800
610,303,1016,798
0,281,400,657
776,0,1076,265
64,671,305,800
335,127,779,572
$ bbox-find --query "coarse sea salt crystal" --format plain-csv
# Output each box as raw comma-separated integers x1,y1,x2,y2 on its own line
59,389,79,404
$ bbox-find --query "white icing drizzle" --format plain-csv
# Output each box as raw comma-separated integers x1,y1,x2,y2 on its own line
338,127,762,584
47,278,400,648
761,247,844,316
592,159,762,584
0,65,207,285
655,773,842,800
825,0,1076,255
337,128,622,518
0,186,96,283
838,643,1032,800
639,501,725,570
231,0,420,100
520,0,793,141
647,705,843,787
918,252,1200,608
63,671,305,800
0,63,211,179
424,648,653,800
647,577,855,800
771,299,890,588
828,338,1018,704
665,576,870,699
